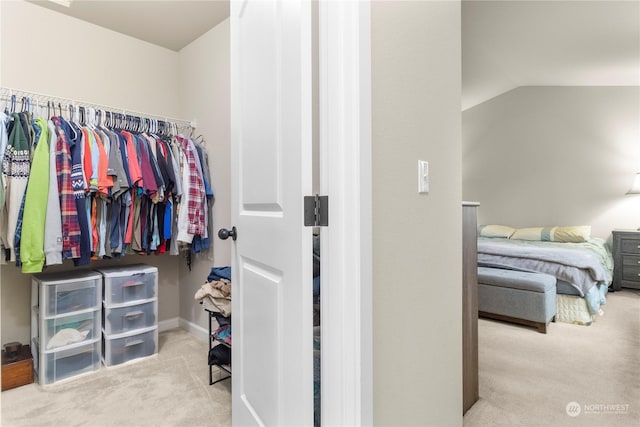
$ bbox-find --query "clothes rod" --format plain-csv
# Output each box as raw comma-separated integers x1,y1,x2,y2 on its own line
0,86,197,129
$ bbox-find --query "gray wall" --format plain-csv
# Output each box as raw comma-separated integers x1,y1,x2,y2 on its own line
372,1,462,425
463,86,640,239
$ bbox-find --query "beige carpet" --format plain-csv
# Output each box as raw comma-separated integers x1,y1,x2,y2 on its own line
3,292,638,427
464,289,640,427
1,329,231,427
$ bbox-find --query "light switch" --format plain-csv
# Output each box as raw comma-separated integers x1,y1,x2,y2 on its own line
418,160,429,193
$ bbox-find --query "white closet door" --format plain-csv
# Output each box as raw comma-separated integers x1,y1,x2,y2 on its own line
230,0,313,425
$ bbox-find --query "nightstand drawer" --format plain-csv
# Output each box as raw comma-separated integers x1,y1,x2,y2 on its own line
622,264,640,282
621,238,640,254
612,230,640,290
622,255,640,267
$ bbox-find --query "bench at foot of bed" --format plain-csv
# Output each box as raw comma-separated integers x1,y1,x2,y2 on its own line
477,267,557,334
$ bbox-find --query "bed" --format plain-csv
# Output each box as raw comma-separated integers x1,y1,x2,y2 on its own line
477,225,613,326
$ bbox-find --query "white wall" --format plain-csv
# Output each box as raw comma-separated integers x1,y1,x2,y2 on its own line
463,86,640,239
371,1,462,425
0,0,183,344
177,19,231,333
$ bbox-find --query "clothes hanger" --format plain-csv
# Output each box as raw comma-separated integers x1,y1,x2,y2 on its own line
88,107,96,128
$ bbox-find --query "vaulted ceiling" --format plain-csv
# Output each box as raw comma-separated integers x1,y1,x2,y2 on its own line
462,0,640,110
26,0,640,111
26,0,230,52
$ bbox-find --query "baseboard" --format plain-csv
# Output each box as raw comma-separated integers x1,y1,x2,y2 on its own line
157,317,208,341
158,317,180,333
178,318,209,341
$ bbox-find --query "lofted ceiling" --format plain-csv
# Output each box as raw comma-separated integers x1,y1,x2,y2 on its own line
462,0,640,110
26,1,640,111
27,0,230,52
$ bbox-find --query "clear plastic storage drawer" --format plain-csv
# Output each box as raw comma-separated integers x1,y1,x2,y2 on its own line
97,265,158,305
40,309,101,351
103,299,157,335
36,339,101,385
33,271,102,317
102,326,158,366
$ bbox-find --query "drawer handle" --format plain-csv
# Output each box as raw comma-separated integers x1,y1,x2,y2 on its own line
124,311,144,319
122,281,144,288
124,339,144,347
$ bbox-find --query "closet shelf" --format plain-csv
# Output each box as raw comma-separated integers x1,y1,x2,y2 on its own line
205,309,231,385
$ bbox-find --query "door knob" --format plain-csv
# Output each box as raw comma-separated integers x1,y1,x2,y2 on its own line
218,226,237,241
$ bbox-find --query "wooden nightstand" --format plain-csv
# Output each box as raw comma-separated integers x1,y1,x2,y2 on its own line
612,230,640,291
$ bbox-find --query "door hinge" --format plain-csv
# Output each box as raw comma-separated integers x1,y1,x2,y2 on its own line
304,195,328,227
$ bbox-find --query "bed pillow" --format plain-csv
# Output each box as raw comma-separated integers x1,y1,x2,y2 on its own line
478,224,516,238
510,226,591,243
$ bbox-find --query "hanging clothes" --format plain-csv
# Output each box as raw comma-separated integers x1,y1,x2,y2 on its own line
2,112,31,262
44,119,62,266
176,134,206,244
0,95,212,272
20,117,50,272
52,116,82,261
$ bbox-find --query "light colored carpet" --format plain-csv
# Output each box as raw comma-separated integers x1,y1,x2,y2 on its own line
1,328,231,427
464,289,640,427
3,291,638,427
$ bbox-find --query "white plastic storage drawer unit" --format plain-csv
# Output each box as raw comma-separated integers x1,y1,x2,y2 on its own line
31,270,103,385
103,299,157,335
37,309,101,351
98,264,159,366
32,271,102,317
97,264,158,305
33,339,101,385
102,326,158,366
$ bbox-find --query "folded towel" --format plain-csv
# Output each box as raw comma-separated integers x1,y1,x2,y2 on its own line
47,328,90,350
